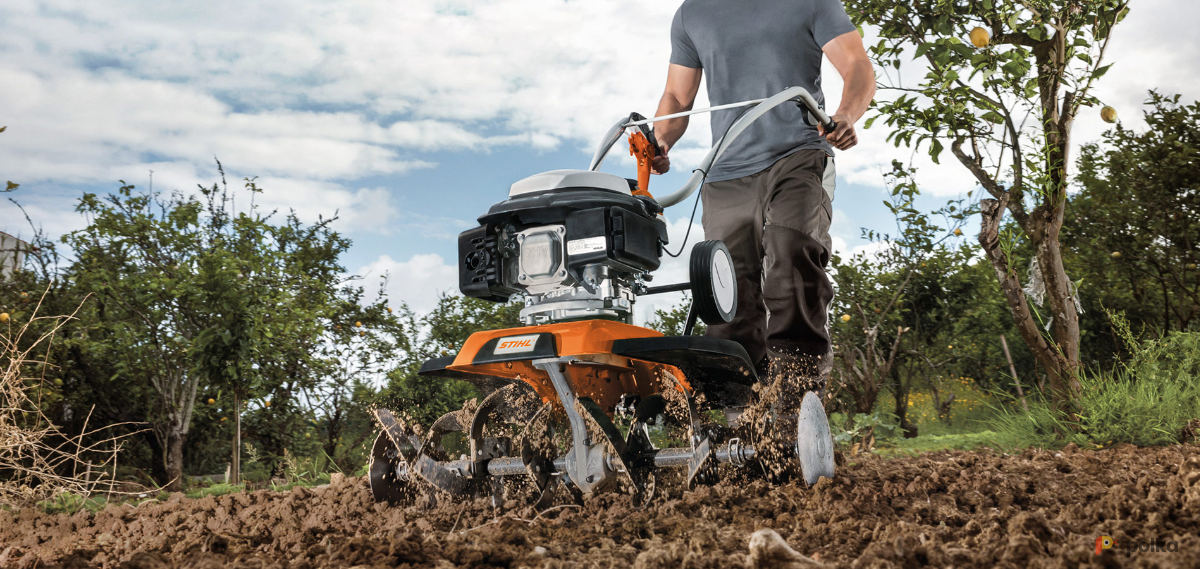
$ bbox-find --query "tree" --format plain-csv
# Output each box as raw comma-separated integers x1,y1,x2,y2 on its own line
63,171,394,490
846,0,1130,412
381,295,520,428
66,186,214,491
644,296,706,337
1068,92,1200,360
830,163,970,434
299,282,406,473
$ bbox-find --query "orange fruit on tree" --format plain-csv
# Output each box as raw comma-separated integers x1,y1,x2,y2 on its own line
954,228,963,236
1101,106,1118,124
1111,251,1122,259
969,27,990,48
0,313,9,323
207,398,216,405
841,314,852,322
355,321,362,328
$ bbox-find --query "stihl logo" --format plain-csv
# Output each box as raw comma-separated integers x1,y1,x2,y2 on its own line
493,334,540,355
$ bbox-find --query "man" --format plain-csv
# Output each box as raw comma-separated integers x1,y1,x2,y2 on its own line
651,0,875,401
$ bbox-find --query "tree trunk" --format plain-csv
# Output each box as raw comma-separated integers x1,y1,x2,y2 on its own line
232,392,241,485
165,427,185,492
1032,213,1083,404
978,198,1080,414
890,367,917,439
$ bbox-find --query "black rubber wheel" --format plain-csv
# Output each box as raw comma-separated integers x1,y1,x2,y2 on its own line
690,240,737,325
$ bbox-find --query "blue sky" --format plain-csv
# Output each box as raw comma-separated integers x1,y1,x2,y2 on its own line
2,0,1196,320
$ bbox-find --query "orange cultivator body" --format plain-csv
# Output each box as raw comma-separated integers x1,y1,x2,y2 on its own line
434,320,690,410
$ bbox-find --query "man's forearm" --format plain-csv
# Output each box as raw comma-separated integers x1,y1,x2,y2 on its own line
653,93,693,150
834,60,876,124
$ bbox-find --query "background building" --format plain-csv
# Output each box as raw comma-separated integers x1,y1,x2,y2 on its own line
0,231,29,279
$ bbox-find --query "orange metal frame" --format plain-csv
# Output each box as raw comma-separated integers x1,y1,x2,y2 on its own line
447,320,691,414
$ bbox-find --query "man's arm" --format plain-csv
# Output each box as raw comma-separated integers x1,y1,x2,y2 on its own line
651,64,702,174
821,30,876,151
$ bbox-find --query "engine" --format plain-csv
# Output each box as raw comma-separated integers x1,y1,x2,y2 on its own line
458,169,668,325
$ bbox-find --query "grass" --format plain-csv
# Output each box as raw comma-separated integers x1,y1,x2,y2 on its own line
184,482,245,500
986,330,1200,450
834,325,1200,456
33,471,341,515
832,372,1006,454
874,430,1010,457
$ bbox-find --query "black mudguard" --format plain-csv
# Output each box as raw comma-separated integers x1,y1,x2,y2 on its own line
417,355,513,396
611,335,759,409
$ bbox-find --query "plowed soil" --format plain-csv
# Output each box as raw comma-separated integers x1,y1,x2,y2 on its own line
4,444,1199,568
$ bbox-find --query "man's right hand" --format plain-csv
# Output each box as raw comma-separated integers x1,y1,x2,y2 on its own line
819,115,858,151
651,142,671,174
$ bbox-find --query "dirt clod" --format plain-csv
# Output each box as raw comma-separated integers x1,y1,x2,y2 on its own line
4,445,1200,567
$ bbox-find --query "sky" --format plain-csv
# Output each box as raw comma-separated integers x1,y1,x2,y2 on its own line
2,0,1198,323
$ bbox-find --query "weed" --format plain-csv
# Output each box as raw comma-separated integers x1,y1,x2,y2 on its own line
987,316,1200,448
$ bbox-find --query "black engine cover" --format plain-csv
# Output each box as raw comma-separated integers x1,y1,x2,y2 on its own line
459,187,668,301
564,206,664,272
459,224,519,302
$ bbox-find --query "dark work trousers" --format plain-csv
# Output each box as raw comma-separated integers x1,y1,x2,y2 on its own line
700,149,835,376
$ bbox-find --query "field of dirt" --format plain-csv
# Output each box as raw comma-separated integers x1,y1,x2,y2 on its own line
3,444,1199,568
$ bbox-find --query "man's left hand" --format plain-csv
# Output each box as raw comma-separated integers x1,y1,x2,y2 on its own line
818,114,858,151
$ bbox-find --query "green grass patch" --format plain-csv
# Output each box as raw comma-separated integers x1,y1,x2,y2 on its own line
37,493,111,515
874,430,1011,456
987,328,1200,449
183,482,244,500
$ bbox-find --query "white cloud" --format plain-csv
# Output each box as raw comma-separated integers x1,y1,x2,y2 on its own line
356,253,459,313
1,0,1195,289
0,0,692,237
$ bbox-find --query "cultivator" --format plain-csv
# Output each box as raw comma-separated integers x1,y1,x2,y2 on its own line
370,87,838,507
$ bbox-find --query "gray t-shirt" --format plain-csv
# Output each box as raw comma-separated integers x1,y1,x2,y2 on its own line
669,0,857,182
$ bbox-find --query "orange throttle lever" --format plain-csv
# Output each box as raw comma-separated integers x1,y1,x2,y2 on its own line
626,112,661,198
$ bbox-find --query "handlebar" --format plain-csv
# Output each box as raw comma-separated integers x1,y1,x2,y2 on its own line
588,87,837,207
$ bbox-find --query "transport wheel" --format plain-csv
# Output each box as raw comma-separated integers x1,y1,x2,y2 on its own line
690,240,737,325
